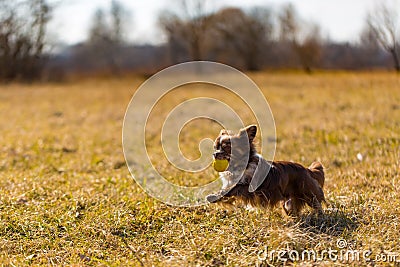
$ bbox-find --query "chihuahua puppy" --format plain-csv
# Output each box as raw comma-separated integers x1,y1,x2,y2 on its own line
206,125,325,216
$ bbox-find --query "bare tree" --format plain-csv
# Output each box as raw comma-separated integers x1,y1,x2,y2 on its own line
89,9,109,45
0,0,52,81
360,24,380,51
278,4,322,73
158,12,189,62
159,0,212,62
278,3,298,43
294,23,322,73
86,0,129,74
88,0,126,45
111,0,124,44
211,7,273,70
366,1,400,71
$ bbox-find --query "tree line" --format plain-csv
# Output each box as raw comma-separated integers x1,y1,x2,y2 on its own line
1,0,399,82
0,0,51,81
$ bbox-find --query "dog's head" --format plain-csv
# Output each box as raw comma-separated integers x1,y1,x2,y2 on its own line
207,124,272,203
213,125,257,169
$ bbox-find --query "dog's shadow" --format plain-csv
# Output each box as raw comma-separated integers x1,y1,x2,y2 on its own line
292,207,359,236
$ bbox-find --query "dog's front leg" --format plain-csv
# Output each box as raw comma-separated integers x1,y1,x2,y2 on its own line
282,198,303,216
206,187,232,203
308,196,324,216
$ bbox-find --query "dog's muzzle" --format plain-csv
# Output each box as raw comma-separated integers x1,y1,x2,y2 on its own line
213,150,227,160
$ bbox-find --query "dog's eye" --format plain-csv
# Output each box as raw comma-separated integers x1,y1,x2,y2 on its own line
221,142,230,149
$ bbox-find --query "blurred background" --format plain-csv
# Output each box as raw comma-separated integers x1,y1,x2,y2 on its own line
0,0,399,82
1,2,399,264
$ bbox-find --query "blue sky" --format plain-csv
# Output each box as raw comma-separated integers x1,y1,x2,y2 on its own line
49,0,385,45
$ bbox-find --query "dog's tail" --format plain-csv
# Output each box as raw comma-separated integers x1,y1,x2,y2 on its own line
308,161,324,188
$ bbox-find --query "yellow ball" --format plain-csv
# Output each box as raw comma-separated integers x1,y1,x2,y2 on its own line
212,159,229,172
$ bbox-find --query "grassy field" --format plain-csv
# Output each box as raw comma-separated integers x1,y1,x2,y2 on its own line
0,72,399,266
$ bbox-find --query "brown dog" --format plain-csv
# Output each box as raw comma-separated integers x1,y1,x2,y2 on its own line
206,125,325,216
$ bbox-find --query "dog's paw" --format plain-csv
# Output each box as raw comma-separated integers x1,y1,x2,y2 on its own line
284,199,292,212
283,199,296,216
206,194,221,203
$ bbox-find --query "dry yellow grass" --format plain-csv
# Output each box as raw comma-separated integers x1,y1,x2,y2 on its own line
0,71,399,266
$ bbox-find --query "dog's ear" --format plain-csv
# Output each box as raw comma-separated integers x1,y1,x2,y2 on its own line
219,129,231,136
239,125,257,143
249,158,272,192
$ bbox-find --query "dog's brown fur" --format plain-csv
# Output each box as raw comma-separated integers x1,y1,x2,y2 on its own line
207,125,325,216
